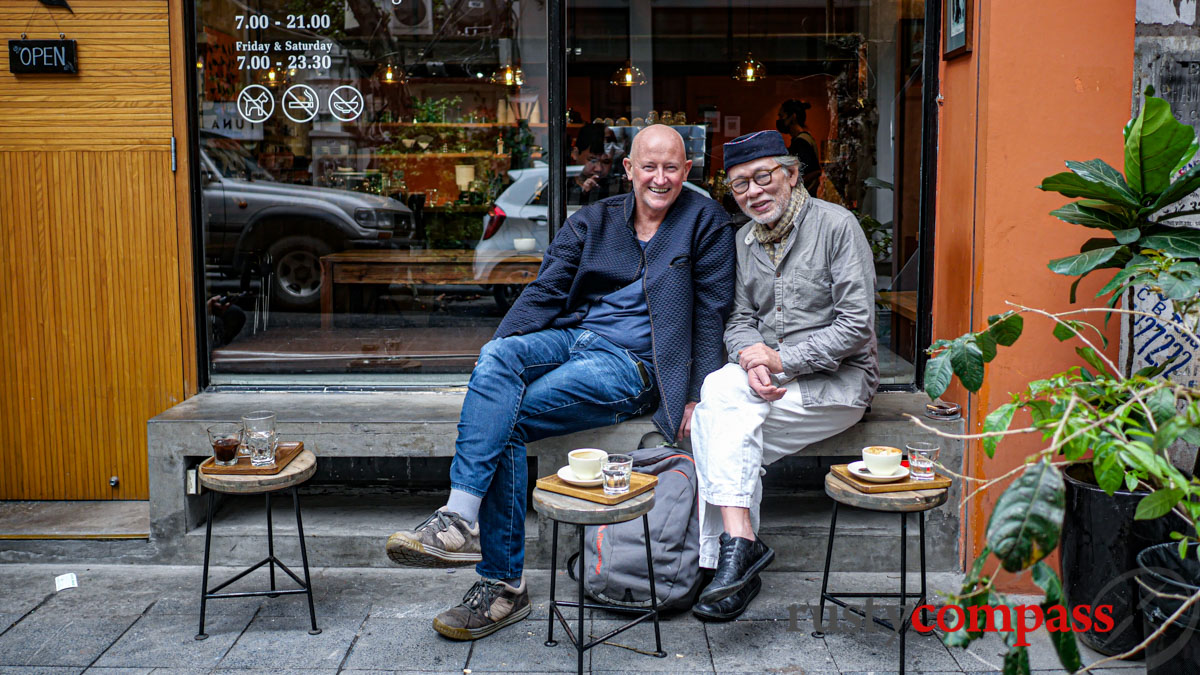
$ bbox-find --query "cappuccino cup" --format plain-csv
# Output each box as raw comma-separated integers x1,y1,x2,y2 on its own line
568,448,607,480
862,445,902,476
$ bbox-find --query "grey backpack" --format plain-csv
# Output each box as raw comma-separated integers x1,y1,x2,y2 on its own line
568,441,702,612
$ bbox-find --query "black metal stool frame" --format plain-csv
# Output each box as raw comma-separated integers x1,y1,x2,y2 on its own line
544,515,667,674
196,486,320,640
813,502,928,675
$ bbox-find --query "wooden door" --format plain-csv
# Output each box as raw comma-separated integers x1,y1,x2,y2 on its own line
0,0,195,499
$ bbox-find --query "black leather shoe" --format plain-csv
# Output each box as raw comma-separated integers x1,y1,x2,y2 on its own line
697,533,774,605
693,575,762,622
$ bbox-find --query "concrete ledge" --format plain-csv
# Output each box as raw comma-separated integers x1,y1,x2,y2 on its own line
145,389,963,570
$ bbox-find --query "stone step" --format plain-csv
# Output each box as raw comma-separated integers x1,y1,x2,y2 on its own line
180,486,959,573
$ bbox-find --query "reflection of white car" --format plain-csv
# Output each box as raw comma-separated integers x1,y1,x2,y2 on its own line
474,164,711,307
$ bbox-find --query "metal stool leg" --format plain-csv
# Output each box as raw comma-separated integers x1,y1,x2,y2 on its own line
266,492,278,597
292,486,321,635
642,514,666,657
919,511,929,631
545,520,559,647
577,524,586,675
814,501,839,638
899,512,908,675
196,489,215,640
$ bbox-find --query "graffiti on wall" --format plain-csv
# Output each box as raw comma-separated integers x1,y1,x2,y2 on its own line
1130,286,1200,387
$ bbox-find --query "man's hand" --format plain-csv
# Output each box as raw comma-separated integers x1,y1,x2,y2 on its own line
580,176,599,193
747,365,786,401
738,342,784,374
678,401,698,439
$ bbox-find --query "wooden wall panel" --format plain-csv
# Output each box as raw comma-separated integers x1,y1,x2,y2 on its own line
0,0,192,499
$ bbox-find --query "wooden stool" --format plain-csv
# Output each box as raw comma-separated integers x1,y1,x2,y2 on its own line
195,449,320,640
816,472,948,675
531,488,666,675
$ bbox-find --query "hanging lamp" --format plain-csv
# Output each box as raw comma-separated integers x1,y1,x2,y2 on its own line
732,52,765,83
378,62,405,85
610,60,646,87
490,63,524,87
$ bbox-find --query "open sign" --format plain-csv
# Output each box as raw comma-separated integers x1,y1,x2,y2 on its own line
8,39,77,74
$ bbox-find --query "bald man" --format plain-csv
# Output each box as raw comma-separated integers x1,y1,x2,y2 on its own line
386,125,736,641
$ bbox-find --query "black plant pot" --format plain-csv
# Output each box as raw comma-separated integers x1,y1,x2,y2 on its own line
1061,464,1182,655
1136,542,1200,673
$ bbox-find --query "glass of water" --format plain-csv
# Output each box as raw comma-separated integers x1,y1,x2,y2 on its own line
602,453,634,495
907,441,940,481
241,410,277,467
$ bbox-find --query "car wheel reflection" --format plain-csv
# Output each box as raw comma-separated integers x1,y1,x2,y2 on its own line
268,235,333,311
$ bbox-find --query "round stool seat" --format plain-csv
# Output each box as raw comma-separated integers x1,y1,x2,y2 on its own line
823,472,947,513
199,450,316,494
531,488,654,525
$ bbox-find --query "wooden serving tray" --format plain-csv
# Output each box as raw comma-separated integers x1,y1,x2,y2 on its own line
200,441,304,476
831,463,951,493
535,471,657,505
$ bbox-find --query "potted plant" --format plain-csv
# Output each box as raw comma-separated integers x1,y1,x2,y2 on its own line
921,88,1200,673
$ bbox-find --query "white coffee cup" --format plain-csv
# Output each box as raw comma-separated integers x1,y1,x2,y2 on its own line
568,448,607,480
862,445,902,476
514,237,537,251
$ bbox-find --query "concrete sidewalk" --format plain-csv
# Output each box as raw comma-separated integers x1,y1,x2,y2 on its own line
0,564,1145,674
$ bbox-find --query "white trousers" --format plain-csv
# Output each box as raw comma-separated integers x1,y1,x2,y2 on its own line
690,363,864,568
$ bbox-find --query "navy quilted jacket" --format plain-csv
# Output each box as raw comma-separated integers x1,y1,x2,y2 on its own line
495,189,736,442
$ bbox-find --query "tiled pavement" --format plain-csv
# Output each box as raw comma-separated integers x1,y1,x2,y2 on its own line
0,564,1149,674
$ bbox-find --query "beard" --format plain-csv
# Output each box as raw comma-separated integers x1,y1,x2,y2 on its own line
743,194,787,226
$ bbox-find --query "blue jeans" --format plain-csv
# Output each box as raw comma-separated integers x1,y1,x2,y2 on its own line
449,328,658,579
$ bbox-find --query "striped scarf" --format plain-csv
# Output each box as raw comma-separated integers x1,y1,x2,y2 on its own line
753,182,809,266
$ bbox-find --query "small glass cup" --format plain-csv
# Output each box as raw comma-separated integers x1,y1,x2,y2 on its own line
602,453,634,495
241,410,277,467
907,441,940,481
207,423,241,467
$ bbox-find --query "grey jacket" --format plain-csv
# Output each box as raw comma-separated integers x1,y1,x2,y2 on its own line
724,197,879,408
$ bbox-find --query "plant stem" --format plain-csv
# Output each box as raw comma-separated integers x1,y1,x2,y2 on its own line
1077,585,1200,672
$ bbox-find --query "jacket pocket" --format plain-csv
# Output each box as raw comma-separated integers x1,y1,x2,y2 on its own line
788,267,833,312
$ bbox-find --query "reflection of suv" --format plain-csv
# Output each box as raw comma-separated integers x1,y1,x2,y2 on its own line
200,132,412,311
474,164,711,307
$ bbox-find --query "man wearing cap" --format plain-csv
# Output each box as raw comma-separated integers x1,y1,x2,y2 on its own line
689,130,878,621
384,125,736,641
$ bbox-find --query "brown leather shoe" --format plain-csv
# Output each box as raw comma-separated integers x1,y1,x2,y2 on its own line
432,577,531,640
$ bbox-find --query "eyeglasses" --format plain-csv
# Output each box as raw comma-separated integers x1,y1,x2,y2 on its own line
726,165,785,194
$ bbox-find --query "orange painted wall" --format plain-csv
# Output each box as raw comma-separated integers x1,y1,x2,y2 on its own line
933,1,1134,589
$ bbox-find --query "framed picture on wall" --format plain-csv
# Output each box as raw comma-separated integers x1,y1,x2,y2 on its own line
943,0,972,59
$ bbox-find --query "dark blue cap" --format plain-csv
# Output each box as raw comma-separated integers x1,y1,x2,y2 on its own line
723,130,789,171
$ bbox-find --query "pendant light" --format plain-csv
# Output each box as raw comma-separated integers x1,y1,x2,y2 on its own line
610,60,646,87
732,52,765,83
378,61,406,85
490,63,524,87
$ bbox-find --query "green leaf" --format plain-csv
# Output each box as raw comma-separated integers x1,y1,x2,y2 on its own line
925,353,954,401
1126,472,1140,492
1113,227,1142,244
1049,202,1134,230
984,403,1018,458
989,313,1024,346
1096,449,1125,494
977,329,998,363
1147,388,1179,426
1052,321,1079,342
1143,229,1200,259
1097,265,1151,298
1068,159,1142,203
1152,416,1192,451
1048,246,1124,276
1135,488,1184,520
1157,272,1200,300
1039,171,1140,209
1003,641,1032,675
1076,346,1111,377
950,340,986,392
1126,94,1199,196
986,460,1065,572
1027,400,1053,425
1182,426,1200,445
1032,562,1084,672
1158,207,1200,221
